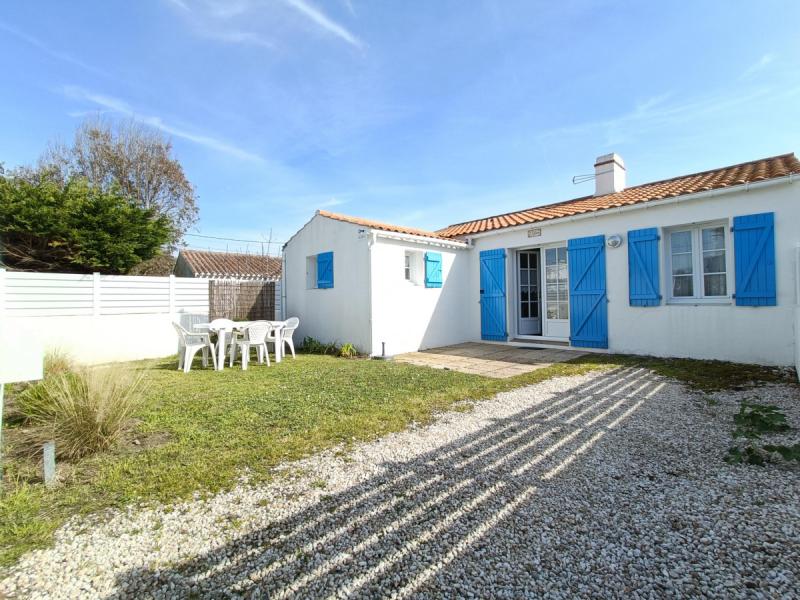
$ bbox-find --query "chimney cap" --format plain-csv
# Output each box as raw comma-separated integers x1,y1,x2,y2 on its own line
594,153,625,169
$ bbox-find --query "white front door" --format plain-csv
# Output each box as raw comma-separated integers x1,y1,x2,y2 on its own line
543,245,570,339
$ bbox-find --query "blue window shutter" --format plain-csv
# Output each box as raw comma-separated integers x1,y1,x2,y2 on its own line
479,249,507,341
733,212,776,306
316,251,334,289
627,228,661,306
568,235,608,349
424,252,443,288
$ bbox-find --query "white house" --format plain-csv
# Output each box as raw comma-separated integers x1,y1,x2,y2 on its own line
283,153,800,367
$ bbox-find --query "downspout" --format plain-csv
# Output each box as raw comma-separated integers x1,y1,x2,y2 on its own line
365,230,377,357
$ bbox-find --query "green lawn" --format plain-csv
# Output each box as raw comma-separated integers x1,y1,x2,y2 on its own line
0,351,792,567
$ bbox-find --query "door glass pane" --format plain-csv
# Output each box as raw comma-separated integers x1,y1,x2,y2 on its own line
521,302,529,318
704,274,727,296
702,227,725,251
531,301,539,318
560,301,569,320
547,304,559,319
520,270,529,285
545,248,556,264
672,275,693,297
520,253,528,269
546,283,558,302
557,247,567,264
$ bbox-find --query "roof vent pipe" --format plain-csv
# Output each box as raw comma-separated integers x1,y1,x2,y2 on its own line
594,153,626,196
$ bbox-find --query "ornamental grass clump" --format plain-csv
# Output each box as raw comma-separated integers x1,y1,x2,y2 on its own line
17,367,145,459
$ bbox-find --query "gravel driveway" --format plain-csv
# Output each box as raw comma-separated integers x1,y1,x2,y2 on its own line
2,367,799,599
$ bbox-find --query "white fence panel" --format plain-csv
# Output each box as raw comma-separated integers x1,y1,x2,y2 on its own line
1,270,289,364
1,270,211,364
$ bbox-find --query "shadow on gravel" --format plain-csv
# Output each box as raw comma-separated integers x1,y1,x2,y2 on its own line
111,367,665,598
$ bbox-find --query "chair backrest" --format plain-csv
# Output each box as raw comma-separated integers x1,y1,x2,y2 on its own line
209,318,235,332
245,321,271,343
282,317,299,336
173,322,190,343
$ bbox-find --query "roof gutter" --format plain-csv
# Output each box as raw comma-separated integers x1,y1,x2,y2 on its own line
371,229,470,250
459,175,796,242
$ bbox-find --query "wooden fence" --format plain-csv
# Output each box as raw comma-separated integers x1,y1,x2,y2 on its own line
209,280,276,321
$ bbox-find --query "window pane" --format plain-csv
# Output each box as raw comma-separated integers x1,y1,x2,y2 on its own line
546,283,558,302
672,275,693,297
546,266,558,283
704,274,727,296
520,253,528,268
561,302,569,320
557,247,567,265
671,253,693,275
703,250,726,274
520,270,529,285
702,226,725,251
545,248,556,264
670,230,693,254
547,304,559,319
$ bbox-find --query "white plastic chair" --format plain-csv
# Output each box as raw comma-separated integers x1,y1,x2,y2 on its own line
173,323,217,373
279,317,299,359
234,321,271,370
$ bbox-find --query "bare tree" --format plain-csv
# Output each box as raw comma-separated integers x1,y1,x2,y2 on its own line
41,117,198,246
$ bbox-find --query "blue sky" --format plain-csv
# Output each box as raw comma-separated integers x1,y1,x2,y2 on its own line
2,1,799,254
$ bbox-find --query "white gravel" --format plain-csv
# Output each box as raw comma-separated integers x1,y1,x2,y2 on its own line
2,366,799,599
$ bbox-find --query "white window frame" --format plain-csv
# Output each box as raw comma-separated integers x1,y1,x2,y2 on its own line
306,255,318,289
403,250,424,286
664,220,732,304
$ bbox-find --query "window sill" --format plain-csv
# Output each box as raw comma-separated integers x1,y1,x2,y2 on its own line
666,298,732,306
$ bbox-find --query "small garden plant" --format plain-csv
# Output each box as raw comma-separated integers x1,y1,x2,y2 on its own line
725,401,800,466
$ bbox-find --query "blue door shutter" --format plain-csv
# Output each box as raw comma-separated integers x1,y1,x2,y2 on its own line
424,252,443,288
479,249,507,341
568,235,608,349
733,212,776,306
627,228,661,306
316,251,334,289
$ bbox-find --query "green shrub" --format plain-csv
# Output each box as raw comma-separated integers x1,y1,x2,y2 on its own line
16,367,146,459
339,343,358,358
725,401,798,466
301,337,340,356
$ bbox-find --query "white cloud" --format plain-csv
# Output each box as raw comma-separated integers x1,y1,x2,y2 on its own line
281,0,362,48
62,85,264,162
741,53,776,79
0,21,109,78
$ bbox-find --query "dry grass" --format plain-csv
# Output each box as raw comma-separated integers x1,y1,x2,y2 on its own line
15,367,146,459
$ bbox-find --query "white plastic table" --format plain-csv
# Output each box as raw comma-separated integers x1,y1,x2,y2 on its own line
194,321,284,369
194,321,249,371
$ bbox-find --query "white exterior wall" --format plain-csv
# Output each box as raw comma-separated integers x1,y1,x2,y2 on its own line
369,237,471,356
282,215,372,353
467,182,800,366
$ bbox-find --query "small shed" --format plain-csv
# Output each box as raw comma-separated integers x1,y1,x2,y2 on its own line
174,250,282,281
174,249,283,320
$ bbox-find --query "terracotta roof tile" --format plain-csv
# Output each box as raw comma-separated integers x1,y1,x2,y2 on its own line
317,209,450,240
178,249,282,280
436,153,800,238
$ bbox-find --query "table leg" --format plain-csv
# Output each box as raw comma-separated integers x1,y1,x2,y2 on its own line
217,330,226,371
275,329,282,363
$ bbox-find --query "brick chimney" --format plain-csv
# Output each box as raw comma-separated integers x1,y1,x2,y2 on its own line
594,153,626,196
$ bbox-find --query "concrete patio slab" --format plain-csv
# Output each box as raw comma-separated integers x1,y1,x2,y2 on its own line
394,342,588,378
